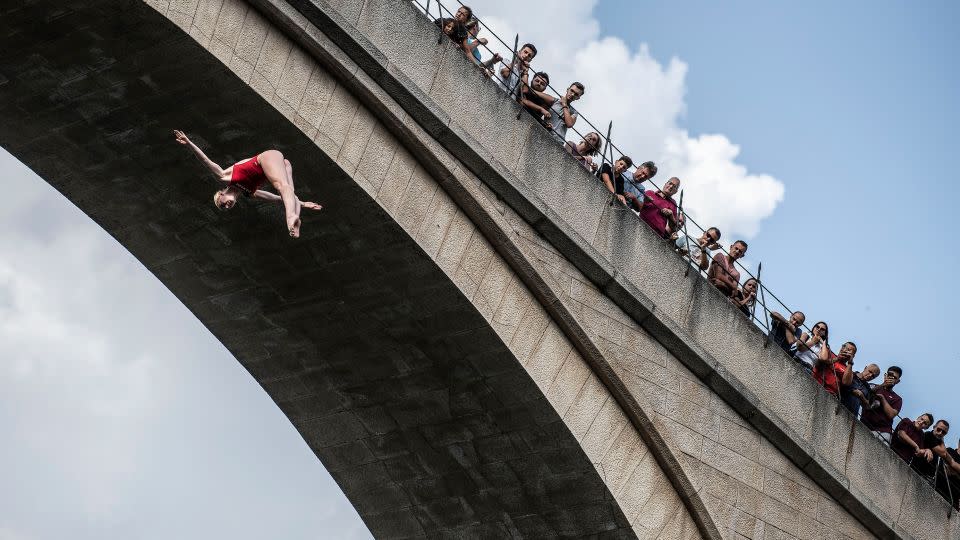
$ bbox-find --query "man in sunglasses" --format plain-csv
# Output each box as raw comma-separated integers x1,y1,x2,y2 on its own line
913,420,950,478
859,365,903,443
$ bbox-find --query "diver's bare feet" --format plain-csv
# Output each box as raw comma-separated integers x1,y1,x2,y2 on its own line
287,215,301,238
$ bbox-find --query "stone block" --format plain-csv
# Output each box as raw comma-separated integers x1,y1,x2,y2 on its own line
211,0,247,48
581,397,629,463
524,323,573,390
353,0,447,91
191,0,224,43
355,122,399,194
562,374,610,441
275,44,314,107
233,8,270,66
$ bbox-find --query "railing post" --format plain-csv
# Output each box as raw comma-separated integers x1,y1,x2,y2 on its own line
757,261,772,348
679,190,693,277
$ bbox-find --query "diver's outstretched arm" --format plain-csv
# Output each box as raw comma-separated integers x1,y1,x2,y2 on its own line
174,130,226,180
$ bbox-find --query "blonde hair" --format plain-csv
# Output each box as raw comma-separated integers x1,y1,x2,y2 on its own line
213,188,234,210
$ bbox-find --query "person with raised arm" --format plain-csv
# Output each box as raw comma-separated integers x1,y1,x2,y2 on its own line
173,130,322,238
500,42,537,99
675,226,721,272
545,82,584,143
794,320,829,371
520,71,553,127
812,339,853,397
768,310,804,356
733,277,759,318
859,365,903,443
463,19,502,76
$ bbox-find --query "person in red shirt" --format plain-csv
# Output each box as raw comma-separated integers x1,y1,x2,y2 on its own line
812,341,856,396
639,176,682,238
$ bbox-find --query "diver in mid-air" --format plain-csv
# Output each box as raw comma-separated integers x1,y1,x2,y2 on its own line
173,130,322,238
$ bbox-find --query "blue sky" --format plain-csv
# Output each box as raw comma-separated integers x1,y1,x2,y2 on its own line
1,1,958,538
598,0,960,425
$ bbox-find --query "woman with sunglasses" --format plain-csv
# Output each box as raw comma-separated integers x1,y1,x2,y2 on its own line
794,320,830,371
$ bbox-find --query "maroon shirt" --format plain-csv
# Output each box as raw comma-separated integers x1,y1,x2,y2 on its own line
639,190,678,237
860,386,902,433
891,418,923,462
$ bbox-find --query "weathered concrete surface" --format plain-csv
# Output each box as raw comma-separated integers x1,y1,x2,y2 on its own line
287,1,960,539
0,1,649,538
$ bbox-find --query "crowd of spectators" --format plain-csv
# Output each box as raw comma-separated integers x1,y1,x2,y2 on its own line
427,1,960,509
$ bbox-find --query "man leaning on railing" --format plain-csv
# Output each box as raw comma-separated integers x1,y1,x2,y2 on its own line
768,310,805,356
675,226,721,272
842,362,880,417
500,42,537,99
597,155,633,206
623,161,657,211
913,420,949,478
547,82,583,143
639,176,682,238
892,413,933,463
520,71,553,127
708,239,747,296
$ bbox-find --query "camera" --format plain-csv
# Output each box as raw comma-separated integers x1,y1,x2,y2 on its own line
866,384,882,410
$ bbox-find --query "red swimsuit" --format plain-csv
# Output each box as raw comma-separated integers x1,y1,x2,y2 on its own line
230,156,267,195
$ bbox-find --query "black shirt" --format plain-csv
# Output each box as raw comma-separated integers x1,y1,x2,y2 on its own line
935,447,960,507
521,86,551,120
769,319,800,356
597,163,629,195
912,432,946,477
840,375,873,417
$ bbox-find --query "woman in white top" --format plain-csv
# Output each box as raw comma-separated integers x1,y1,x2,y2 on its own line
794,320,830,370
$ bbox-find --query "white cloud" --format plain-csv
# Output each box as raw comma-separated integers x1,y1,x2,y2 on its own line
460,0,785,239
0,148,370,539
0,193,168,518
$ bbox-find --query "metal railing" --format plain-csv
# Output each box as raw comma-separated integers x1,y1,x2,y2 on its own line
409,0,957,511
